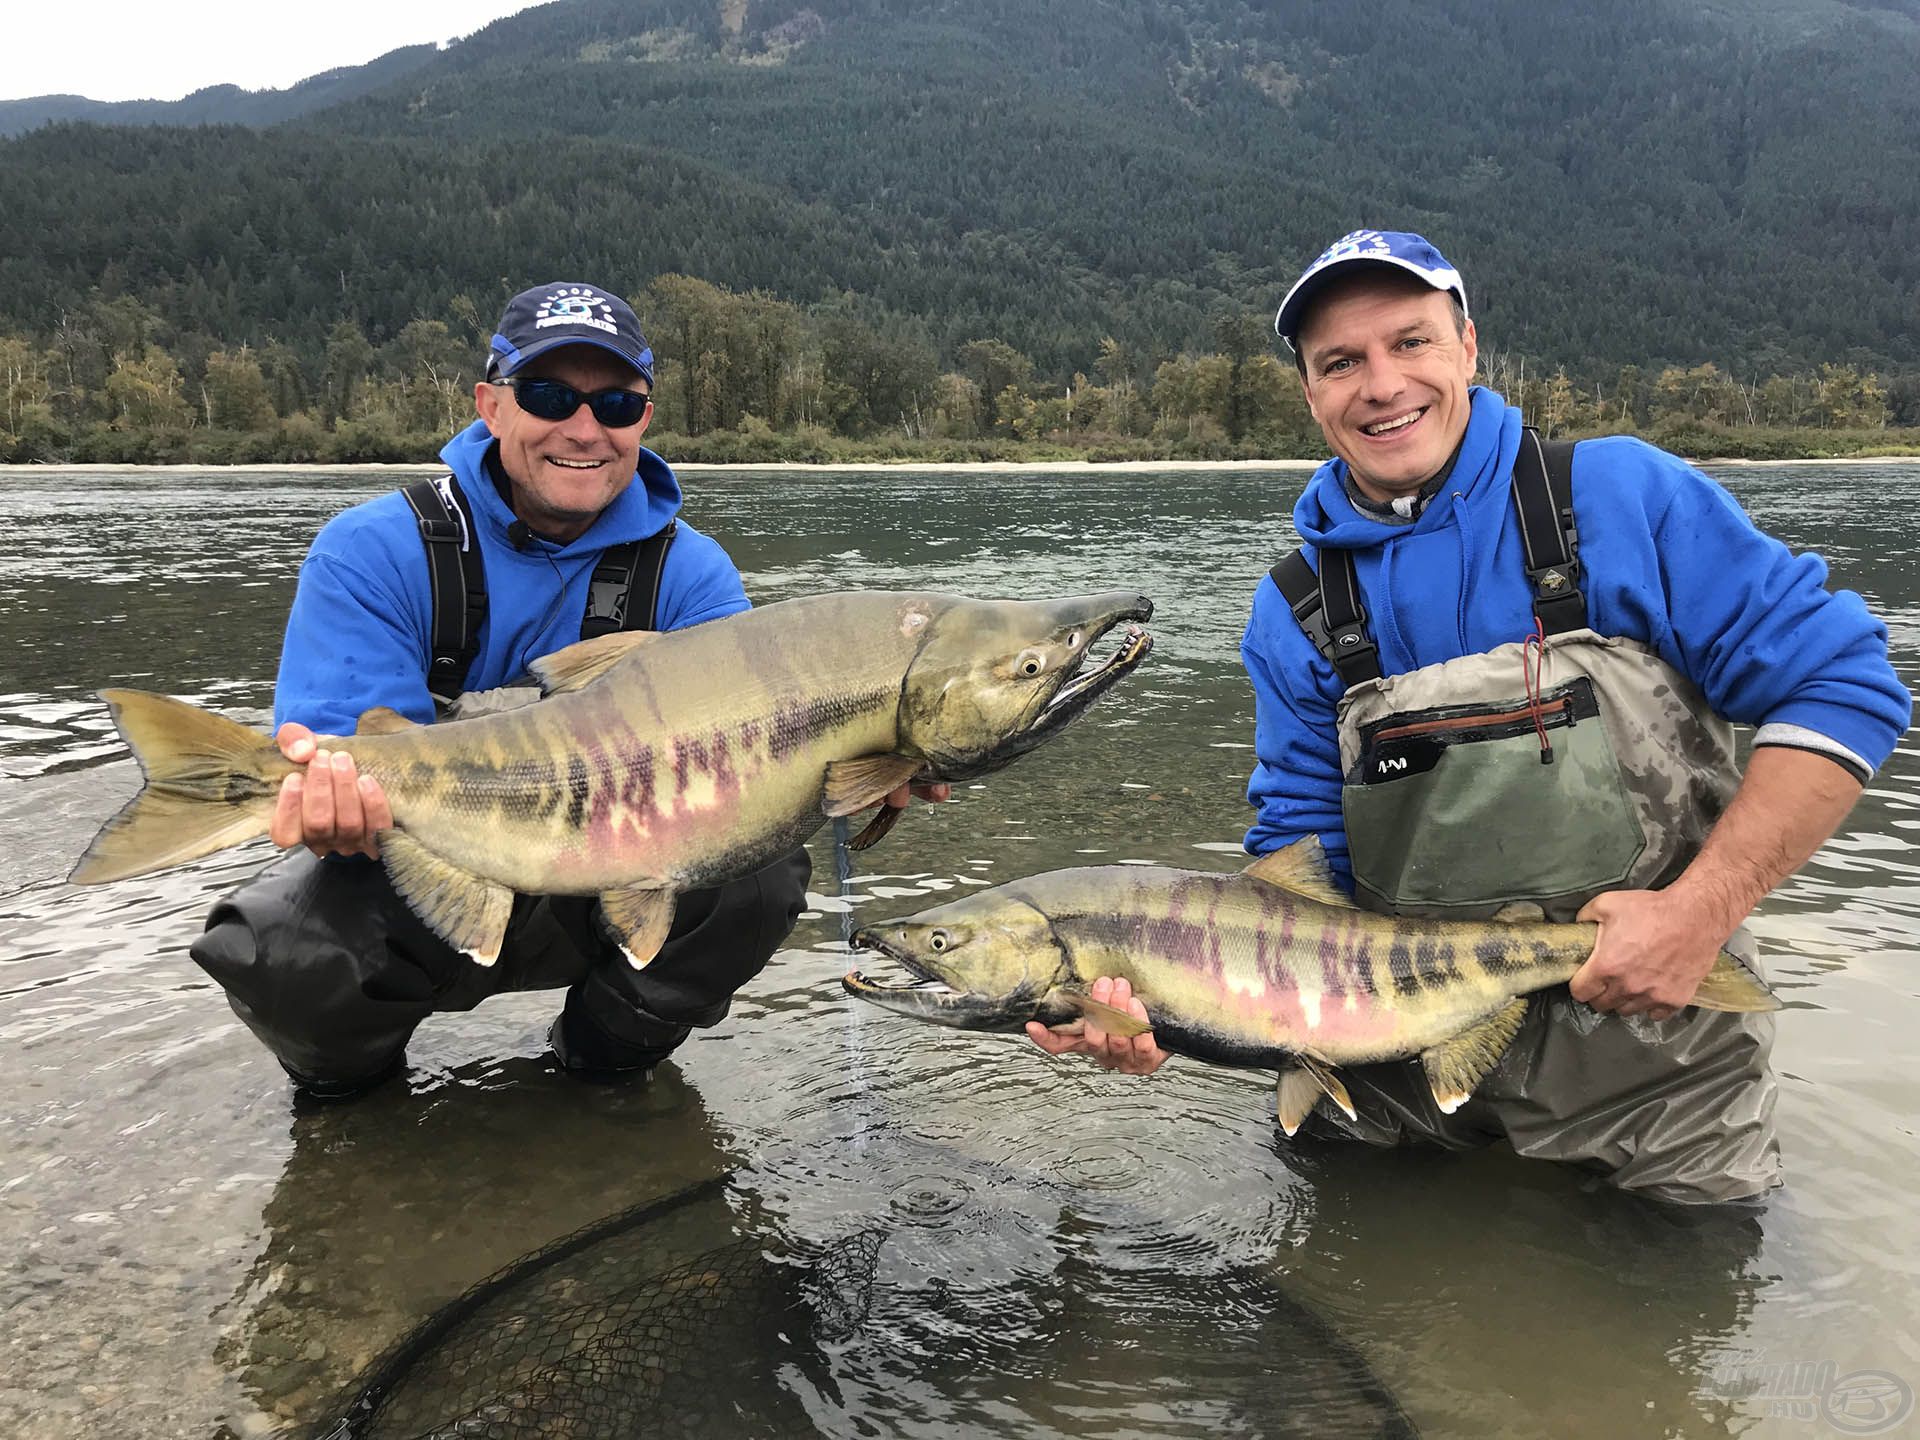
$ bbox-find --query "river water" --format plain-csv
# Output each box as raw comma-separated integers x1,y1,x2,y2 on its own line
0,462,1914,1438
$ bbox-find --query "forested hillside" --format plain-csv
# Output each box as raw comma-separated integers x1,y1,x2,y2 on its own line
2,0,1916,462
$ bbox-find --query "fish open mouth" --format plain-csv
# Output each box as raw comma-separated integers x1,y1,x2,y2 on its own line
843,928,1044,1032
842,958,975,1023
841,931,994,1025
843,930,945,993
1028,610,1154,742
841,967,955,999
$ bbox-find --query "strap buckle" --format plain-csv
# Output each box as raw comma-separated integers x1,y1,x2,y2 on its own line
1327,622,1379,678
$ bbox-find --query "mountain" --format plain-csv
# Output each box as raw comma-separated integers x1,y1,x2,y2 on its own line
0,45,439,138
3,0,1918,383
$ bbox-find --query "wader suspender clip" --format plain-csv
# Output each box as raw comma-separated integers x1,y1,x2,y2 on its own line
1271,545,1382,687
404,477,680,701
1268,427,1583,680
402,476,488,704
582,521,678,640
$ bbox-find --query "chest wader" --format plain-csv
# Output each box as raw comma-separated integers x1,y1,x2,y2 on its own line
188,482,811,1093
1269,430,1779,1204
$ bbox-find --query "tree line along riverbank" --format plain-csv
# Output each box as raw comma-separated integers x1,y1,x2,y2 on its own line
4,278,1916,467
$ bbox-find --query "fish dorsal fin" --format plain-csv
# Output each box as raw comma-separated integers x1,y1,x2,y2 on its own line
1053,989,1152,1038
354,706,419,736
1419,996,1531,1114
1243,836,1354,908
821,754,926,818
529,630,659,695
1490,900,1547,925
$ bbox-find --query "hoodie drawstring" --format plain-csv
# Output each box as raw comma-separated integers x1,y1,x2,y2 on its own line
1375,542,1410,669
1451,491,1473,654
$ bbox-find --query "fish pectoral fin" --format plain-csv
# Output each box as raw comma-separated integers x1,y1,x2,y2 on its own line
1691,949,1783,1013
1243,836,1355,908
1053,989,1152,1038
379,830,514,966
821,754,925,819
1293,1052,1358,1121
846,802,905,852
529,630,659,695
1419,997,1530,1114
353,706,420,736
1490,900,1547,925
598,886,677,971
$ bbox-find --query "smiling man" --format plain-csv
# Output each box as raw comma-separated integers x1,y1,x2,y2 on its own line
1032,232,1910,1205
188,282,869,1099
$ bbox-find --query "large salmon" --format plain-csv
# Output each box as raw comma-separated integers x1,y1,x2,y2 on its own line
71,590,1152,969
844,837,1777,1131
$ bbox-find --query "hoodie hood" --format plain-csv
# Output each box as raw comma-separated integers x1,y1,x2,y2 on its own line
1293,387,1523,553
439,418,684,551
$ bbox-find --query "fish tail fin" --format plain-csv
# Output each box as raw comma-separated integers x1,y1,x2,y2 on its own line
68,689,289,885
1691,948,1783,1014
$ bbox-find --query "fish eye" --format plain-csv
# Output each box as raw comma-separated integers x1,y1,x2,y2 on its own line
929,929,951,952
1021,659,1041,676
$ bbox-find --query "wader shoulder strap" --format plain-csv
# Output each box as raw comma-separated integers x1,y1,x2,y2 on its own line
405,474,678,704
401,475,487,703
1267,547,1382,687
581,520,678,638
1512,428,1585,634
1269,430,1584,680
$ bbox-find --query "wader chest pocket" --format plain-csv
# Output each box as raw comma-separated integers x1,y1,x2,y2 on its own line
1343,676,1647,914
1356,678,1603,784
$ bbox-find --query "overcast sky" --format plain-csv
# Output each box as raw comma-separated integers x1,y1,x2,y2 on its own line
0,2,546,103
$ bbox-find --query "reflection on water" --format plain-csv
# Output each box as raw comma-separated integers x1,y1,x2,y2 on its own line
0,463,1915,1439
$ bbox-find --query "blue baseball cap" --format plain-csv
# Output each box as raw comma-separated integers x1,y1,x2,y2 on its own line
487,282,655,384
1273,230,1468,350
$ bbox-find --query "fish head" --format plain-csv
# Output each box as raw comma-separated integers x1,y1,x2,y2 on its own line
844,888,1066,1031
897,591,1153,778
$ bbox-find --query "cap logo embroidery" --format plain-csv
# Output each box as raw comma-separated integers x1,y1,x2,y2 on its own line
1316,230,1393,268
535,286,619,336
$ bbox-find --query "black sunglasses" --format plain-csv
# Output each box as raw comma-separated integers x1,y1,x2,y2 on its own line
488,377,654,428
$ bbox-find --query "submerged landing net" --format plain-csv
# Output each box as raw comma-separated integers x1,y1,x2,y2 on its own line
305,1175,879,1439
303,1172,1417,1439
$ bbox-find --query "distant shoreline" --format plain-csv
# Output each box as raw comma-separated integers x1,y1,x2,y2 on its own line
0,459,1323,475
3,454,1917,477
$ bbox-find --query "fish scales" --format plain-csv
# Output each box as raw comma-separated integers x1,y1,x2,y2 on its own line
398,617,906,892
847,839,1780,1119
74,590,1157,972
897,864,1599,1062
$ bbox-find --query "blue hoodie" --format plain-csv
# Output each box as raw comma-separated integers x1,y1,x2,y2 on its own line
1242,387,1912,880
275,420,750,736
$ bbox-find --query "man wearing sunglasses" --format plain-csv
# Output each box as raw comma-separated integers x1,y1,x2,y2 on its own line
188,281,868,1100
